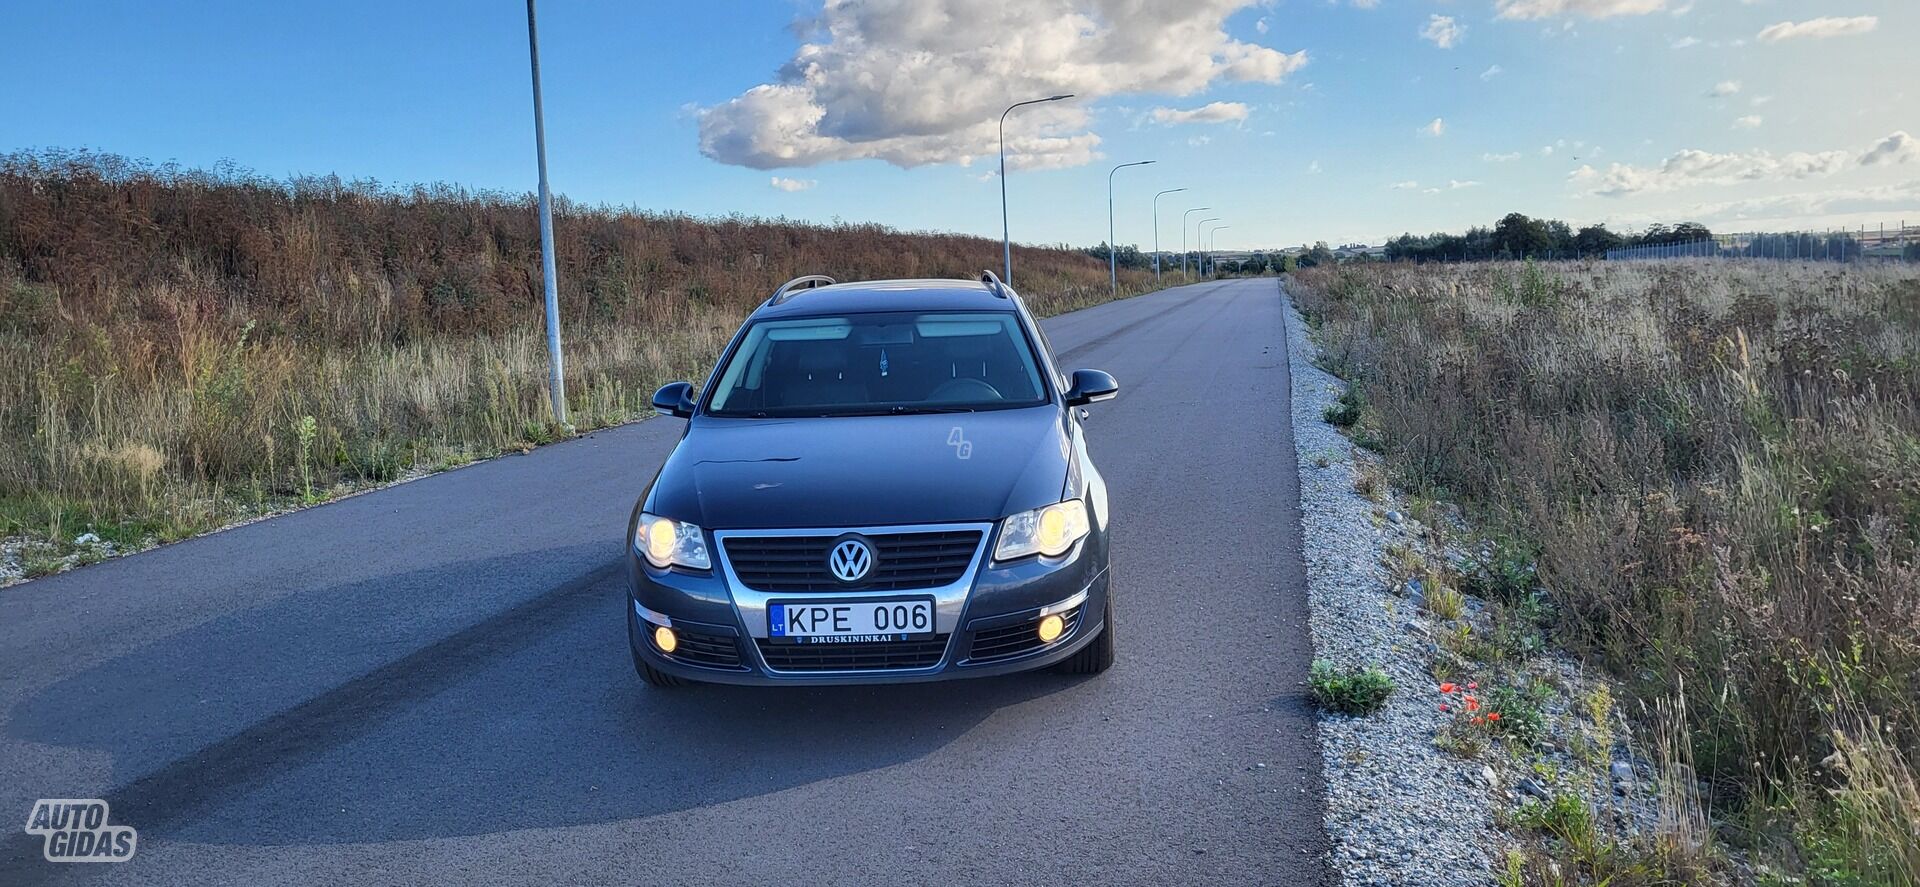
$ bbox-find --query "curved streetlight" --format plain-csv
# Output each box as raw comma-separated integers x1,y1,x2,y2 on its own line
1207,225,1232,275
1181,207,1212,278
999,94,1074,286
1195,217,1222,277
1151,188,1186,283
1107,160,1156,295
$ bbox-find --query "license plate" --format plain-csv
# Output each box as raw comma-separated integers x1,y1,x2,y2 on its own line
767,598,935,644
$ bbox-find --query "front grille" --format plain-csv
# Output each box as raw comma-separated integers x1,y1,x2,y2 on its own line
667,627,746,670
755,637,950,671
723,530,982,592
966,605,1083,663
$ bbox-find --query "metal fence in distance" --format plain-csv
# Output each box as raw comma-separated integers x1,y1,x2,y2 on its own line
1607,223,1919,262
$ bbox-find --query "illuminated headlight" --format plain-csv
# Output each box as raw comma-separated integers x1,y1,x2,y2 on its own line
636,513,711,570
994,499,1090,562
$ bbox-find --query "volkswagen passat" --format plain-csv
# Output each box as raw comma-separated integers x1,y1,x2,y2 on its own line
626,272,1119,686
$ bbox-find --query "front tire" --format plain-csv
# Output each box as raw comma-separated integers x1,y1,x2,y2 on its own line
633,647,688,688
1057,594,1115,675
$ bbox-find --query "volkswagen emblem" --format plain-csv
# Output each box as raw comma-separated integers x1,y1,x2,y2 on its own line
827,537,874,583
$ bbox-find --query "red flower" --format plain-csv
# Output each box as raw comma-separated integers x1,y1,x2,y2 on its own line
1467,682,1479,690
1487,713,1502,722
1464,696,1481,712
1471,716,1484,725
1439,703,1450,712
1438,682,1458,694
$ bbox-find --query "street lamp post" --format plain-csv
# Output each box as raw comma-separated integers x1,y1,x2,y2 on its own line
1196,218,1221,277
525,0,569,430
1208,225,1232,275
1151,188,1186,283
1181,207,1211,278
1107,160,1155,295
999,94,1074,286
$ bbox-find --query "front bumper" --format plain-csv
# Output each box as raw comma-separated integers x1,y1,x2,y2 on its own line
626,526,1109,686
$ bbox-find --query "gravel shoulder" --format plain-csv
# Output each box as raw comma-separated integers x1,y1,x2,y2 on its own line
1283,280,1672,886
1283,284,1500,885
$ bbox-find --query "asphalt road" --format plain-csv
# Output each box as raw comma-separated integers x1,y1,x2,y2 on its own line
0,277,1330,886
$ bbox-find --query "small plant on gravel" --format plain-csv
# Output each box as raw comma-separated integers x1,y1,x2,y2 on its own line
1424,582,1466,621
1485,685,1547,747
1311,660,1396,716
1323,386,1365,427
1352,462,1386,500
1435,679,1505,757
1441,622,1502,663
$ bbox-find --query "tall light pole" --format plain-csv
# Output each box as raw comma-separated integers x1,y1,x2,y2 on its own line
1195,217,1221,277
1151,188,1186,283
999,94,1073,286
1181,207,1211,278
1106,160,1155,295
1208,225,1232,275
525,0,569,429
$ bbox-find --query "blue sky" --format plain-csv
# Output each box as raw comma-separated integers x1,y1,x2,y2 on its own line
6,0,1915,250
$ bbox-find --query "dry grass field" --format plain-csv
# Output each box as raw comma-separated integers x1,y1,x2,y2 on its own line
1292,259,1920,884
0,151,1160,576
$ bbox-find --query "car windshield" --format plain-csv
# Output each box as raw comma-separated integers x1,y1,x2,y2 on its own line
706,311,1049,416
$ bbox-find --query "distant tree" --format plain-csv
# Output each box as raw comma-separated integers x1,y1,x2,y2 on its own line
1575,224,1624,257
1493,213,1556,258
1299,242,1336,267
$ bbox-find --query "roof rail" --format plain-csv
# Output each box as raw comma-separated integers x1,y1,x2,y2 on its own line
979,269,1010,299
768,274,837,305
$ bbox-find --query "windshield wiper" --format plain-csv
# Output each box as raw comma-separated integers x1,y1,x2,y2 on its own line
808,405,979,417
886,405,977,415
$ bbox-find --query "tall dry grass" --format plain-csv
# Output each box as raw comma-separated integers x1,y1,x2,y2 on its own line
0,150,1156,556
1292,259,1920,883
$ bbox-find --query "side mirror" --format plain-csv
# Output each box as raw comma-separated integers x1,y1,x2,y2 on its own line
651,381,696,418
1063,369,1119,407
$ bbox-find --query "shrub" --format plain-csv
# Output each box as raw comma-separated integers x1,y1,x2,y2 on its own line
1311,660,1396,715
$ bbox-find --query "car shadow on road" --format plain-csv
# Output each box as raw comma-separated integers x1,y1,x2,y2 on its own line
4,542,1084,849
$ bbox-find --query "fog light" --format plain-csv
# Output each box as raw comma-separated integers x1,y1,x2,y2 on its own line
1036,614,1065,643
653,625,679,654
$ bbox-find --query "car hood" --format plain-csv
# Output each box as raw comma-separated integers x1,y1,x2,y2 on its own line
646,407,1070,529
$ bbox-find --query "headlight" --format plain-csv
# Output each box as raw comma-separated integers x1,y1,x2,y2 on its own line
636,513,711,570
994,499,1090,562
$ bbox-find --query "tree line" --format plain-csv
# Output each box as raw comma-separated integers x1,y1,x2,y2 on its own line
1384,213,1714,262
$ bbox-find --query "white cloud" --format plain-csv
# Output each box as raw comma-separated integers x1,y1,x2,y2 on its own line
1148,101,1251,125
1572,132,1913,196
1757,16,1878,42
1481,64,1504,80
1390,180,1420,190
769,176,817,191
1307,160,1323,174
698,1,1307,170
1670,36,1700,49
1483,151,1523,162
1709,80,1741,97
1733,115,1763,129
1256,17,1269,34
1421,15,1464,49
1860,131,1918,166
1421,117,1446,137
1187,135,1212,146
1604,181,1920,231
1495,0,1666,21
